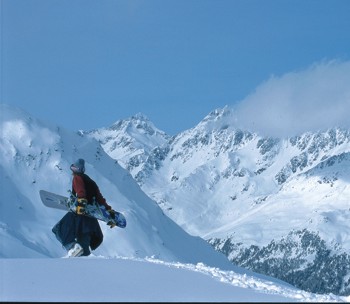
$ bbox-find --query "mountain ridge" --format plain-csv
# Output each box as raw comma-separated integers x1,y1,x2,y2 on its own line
85,105,350,295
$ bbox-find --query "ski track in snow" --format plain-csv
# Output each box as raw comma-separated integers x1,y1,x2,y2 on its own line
139,257,346,302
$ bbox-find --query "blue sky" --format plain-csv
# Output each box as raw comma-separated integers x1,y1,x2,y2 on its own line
2,0,350,135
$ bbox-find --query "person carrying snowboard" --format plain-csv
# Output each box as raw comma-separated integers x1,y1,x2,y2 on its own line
52,158,116,257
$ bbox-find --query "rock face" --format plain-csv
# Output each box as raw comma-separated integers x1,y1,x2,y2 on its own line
87,107,350,295
209,229,350,295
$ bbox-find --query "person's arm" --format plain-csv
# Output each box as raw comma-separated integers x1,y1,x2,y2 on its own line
95,187,112,210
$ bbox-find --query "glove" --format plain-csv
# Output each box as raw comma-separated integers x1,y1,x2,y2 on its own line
108,209,116,219
107,209,116,228
76,198,88,215
107,221,116,229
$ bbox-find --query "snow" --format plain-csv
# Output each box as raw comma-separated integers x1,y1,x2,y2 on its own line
0,103,348,302
1,256,345,302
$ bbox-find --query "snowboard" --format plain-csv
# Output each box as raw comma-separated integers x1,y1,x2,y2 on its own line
39,190,127,228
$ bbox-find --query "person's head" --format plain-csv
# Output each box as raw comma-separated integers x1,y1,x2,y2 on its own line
70,158,85,174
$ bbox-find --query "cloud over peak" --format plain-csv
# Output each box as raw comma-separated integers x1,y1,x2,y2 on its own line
234,60,350,138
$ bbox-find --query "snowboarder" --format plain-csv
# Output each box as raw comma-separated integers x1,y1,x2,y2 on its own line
52,158,116,257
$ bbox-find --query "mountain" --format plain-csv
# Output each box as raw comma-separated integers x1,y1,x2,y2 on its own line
0,103,239,271
83,113,171,178
3,104,342,302
86,106,350,296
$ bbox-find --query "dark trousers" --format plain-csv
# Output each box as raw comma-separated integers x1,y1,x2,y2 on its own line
52,212,103,256
63,233,91,256
77,233,91,256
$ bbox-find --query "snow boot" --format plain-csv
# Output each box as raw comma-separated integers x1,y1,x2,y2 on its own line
67,243,84,257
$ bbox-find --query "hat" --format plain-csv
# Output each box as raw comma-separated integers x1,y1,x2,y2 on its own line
70,158,85,173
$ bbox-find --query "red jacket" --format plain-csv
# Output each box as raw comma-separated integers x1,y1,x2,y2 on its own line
72,173,111,210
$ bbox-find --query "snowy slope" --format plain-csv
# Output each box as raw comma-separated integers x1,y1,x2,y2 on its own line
1,256,346,302
86,106,350,295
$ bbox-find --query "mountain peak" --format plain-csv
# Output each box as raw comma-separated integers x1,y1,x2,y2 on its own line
195,106,237,133
106,113,167,138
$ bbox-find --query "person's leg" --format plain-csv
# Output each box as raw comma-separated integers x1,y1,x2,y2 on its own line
64,242,76,251
67,242,83,257
77,233,91,256
52,213,77,252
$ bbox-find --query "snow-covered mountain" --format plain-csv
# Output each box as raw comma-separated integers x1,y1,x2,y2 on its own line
6,104,340,302
0,103,240,271
86,106,350,296
83,113,170,178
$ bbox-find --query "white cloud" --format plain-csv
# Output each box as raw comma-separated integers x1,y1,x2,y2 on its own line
233,60,350,138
